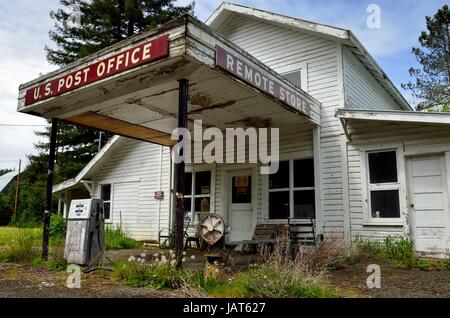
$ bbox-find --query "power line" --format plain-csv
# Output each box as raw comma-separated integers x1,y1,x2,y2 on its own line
0,124,50,127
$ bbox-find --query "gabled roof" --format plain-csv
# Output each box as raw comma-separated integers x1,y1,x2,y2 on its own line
0,171,18,192
206,2,412,111
52,135,122,193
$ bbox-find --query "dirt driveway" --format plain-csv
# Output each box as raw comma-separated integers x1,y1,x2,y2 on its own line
326,260,450,298
0,263,179,298
2,249,450,298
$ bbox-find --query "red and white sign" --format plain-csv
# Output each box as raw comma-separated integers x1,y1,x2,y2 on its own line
24,34,170,106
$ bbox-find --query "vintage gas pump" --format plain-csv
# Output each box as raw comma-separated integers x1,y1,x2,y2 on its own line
64,199,105,266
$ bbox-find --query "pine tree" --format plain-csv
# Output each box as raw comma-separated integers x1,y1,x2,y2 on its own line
402,5,450,111
46,0,194,66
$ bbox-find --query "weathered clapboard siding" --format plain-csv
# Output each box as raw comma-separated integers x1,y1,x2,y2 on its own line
91,138,171,241
343,47,403,110
347,121,450,241
219,14,344,235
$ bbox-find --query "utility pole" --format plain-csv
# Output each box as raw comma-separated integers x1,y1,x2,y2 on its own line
175,79,188,269
42,119,58,261
12,159,21,221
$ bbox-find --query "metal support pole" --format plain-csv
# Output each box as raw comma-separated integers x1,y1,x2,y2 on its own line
42,119,58,261
175,79,188,268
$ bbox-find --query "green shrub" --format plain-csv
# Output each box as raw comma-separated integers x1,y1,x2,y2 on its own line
50,213,66,239
105,226,138,250
10,211,42,228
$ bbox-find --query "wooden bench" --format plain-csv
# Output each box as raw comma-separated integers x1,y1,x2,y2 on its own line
225,224,288,255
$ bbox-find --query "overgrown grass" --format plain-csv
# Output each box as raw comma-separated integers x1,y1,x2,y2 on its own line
0,227,41,246
0,229,40,262
356,235,450,270
112,253,189,289
105,226,139,250
111,238,342,298
357,235,415,265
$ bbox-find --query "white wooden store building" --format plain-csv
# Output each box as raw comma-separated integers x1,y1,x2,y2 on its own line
19,3,450,256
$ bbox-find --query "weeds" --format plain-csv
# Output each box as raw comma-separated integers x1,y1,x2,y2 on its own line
0,229,39,262
112,251,188,289
355,235,450,270
231,237,341,298
356,235,414,265
105,226,139,250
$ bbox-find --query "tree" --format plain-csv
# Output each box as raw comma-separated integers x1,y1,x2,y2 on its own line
40,0,194,180
46,0,194,65
14,0,194,223
402,5,450,111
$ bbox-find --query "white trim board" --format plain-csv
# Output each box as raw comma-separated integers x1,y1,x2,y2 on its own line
336,109,450,125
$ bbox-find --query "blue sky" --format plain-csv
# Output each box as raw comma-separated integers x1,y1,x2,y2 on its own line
0,0,448,170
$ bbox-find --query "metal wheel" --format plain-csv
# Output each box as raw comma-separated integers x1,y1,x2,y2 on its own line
198,213,225,246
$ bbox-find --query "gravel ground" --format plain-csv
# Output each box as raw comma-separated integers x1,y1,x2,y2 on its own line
326,260,450,298
2,249,450,298
0,263,176,298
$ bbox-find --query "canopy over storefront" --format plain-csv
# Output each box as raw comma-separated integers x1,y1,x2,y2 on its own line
18,16,321,147
18,15,322,263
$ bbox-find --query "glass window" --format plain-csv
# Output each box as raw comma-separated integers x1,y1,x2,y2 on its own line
294,190,315,219
367,150,401,219
294,159,314,188
101,184,111,201
232,176,252,204
195,171,211,195
195,197,210,213
269,161,289,189
100,184,111,219
269,191,290,219
368,151,398,183
282,70,302,88
184,170,212,226
370,190,400,218
185,172,192,196
268,159,315,220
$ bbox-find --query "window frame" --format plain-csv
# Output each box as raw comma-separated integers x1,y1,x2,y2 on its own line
360,143,406,226
280,61,308,92
267,157,315,221
184,166,214,227
100,183,112,221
